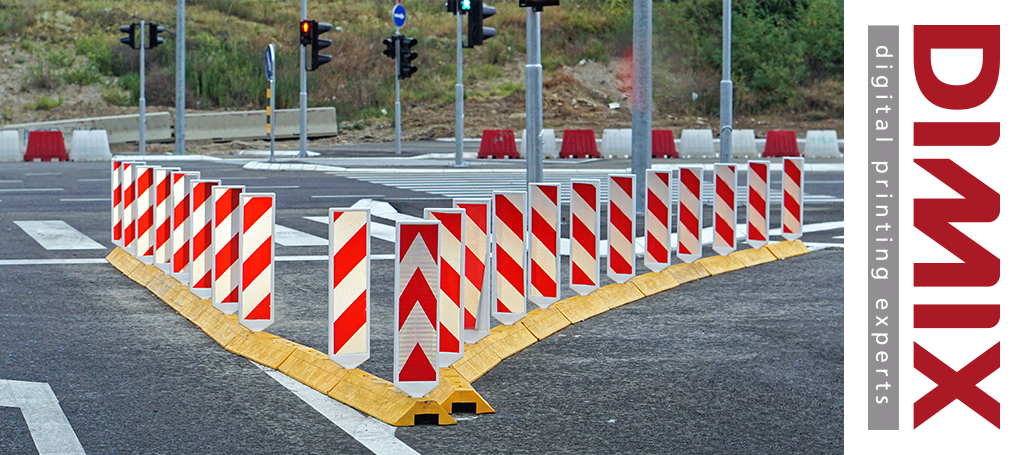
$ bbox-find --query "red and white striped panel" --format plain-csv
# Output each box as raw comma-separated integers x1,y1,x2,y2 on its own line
170,171,200,284
782,157,805,241
425,208,465,367
570,179,600,296
492,191,527,325
329,208,370,369
122,162,140,255
453,198,491,344
606,174,635,283
394,221,441,398
746,161,771,249
189,179,220,299
528,183,561,308
212,185,244,314
644,170,671,272
239,193,276,332
676,166,704,263
713,164,738,256
152,167,179,273
111,160,129,246
135,165,156,264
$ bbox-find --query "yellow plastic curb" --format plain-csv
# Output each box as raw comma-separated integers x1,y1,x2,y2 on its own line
107,248,461,427
521,307,572,340
554,294,611,324
665,262,711,285
589,282,645,310
767,240,810,259
426,368,495,414
628,271,679,296
730,247,778,268
450,340,504,383
696,254,746,275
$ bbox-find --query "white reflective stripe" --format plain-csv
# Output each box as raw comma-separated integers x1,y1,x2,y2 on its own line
14,221,106,251
0,379,86,455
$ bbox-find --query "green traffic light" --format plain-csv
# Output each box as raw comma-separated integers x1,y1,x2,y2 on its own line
461,0,471,11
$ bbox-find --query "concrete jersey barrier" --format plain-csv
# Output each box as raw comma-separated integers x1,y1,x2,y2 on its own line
184,108,337,142
0,130,21,162
2,112,172,146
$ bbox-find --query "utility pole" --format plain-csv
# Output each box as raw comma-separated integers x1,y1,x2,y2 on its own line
455,9,464,167
719,0,733,164
139,19,147,156
525,7,543,185
174,0,185,155
299,0,309,158
395,27,402,155
631,0,652,209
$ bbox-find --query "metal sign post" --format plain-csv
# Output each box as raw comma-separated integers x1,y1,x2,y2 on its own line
299,0,308,158
455,8,465,167
720,0,733,164
266,44,277,163
394,3,405,155
139,19,147,156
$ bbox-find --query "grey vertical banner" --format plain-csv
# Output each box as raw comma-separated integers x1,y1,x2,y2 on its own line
868,25,899,430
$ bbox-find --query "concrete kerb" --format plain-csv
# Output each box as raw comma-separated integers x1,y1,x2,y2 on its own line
108,240,811,427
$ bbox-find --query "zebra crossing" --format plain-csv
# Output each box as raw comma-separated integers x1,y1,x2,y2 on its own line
326,169,843,205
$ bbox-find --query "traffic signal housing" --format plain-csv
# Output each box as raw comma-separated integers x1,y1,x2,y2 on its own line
399,36,418,80
300,20,314,46
147,23,164,49
519,0,560,10
446,0,472,14
309,21,333,71
467,1,497,48
120,23,137,49
382,35,397,60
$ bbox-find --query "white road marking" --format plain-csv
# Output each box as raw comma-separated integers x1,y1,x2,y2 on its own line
247,185,301,190
0,188,64,193
804,242,845,251
0,179,24,183
276,254,394,262
0,379,86,455
24,172,63,176
218,176,268,180
252,362,420,455
0,258,109,266
60,198,110,202
14,220,106,250
304,214,398,243
310,194,387,199
77,178,110,182
274,224,329,247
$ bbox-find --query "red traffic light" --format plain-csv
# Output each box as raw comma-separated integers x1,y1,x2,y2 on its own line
300,20,314,45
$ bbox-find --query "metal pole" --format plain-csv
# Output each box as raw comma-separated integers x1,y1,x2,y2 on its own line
525,7,543,185
270,66,276,163
174,0,185,155
299,0,308,158
719,0,733,164
395,30,402,155
455,11,464,167
631,0,652,209
139,19,146,156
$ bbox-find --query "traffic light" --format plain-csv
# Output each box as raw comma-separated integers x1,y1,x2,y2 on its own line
382,35,397,60
119,23,137,49
446,0,472,14
519,0,560,10
309,21,333,71
460,0,472,12
147,23,164,49
399,36,418,79
467,1,497,48
300,20,314,46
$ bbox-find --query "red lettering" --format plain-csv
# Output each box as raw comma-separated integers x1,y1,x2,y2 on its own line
914,342,1000,428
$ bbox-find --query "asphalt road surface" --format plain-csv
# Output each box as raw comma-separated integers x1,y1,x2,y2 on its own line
0,150,843,454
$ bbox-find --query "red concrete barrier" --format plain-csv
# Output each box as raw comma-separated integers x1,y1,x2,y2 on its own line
24,131,68,162
559,129,599,158
652,129,679,158
763,130,800,157
478,129,519,159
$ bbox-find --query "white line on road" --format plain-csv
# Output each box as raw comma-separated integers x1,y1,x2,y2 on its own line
276,254,394,262
304,215,397,243
0,258,109,266
0,379,86,455
24,172,63,176
60,198,111,202
14,220,107,250
0,179,24,183
77,178,110,182
252,362,420,455
310,194,387,199
247,185,302,190
274,224,329,247
218,176,268,180
0,188,64,193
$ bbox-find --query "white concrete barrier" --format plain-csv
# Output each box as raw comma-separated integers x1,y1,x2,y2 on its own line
69,130,112,162
0,130,21,162
679,129,716,158
184,108,337,142
600,128,632,158
803,130,842,158
517,128,558,158
730,129,759,159
2,113,172,146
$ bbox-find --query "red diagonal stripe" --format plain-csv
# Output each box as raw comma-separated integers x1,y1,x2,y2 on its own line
495,195,524,241
193,183,213,212
681,170,701,199
464,248,485,292
399,267,437,328
464,306,477,329
156,220,171,248
751,162,768,183
174,197,190,230
138,169,152,191
609,203,632,239
571,262,596,286
138,209,154,232
196,270,211,288
575,183,597,211
193,224,212,261
784,192,801,223
530,260,557,297
656,171,669,186
114,221,122,241
495,246,525,295
540,184,558,202
173,242,189,273
531,209,558,255
572,214,597,258
680,201,699,237
612,176,633,196
716,175,734,205
750,187,766,217
679,239,694,255
124,183,135,205
440,325,459,353
399,225,439,262
216,190,239,226
156,177,170,205
435,212,462,240
124,222,136,245
113,185,121,206
334,224,367,287
246,294,271,320
646,230,668,262
785,159,802,187
440,259,461,306
647,189,669,227
243,197,272,233
715,214,735,247
496,298,513,314
610,248,631,274
215,233,240,280
748,222,766,241
333,290,367,353
459,203,488,233
242,237,273,290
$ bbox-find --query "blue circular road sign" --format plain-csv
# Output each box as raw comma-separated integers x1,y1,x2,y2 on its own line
393,4,406,28
265,44,275,81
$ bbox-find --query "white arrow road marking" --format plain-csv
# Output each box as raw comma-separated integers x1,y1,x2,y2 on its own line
274,224,329,247
252,362,419,455
0,379,86,455
14,220,106,250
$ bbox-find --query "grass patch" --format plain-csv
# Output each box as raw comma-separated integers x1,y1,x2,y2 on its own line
26,95,62,111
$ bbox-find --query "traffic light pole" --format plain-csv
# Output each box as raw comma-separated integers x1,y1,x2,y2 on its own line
631,0,652,210
525,7,543,185
175,0,185,155
455,11,464,167
299,0,309,158
719,0,733,164
395,29,402,155
139,19,147,156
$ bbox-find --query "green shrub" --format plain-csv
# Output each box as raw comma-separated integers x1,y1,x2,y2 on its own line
0,0,32,36
26,95,62,110
102,85,132,106
63,66,102,86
